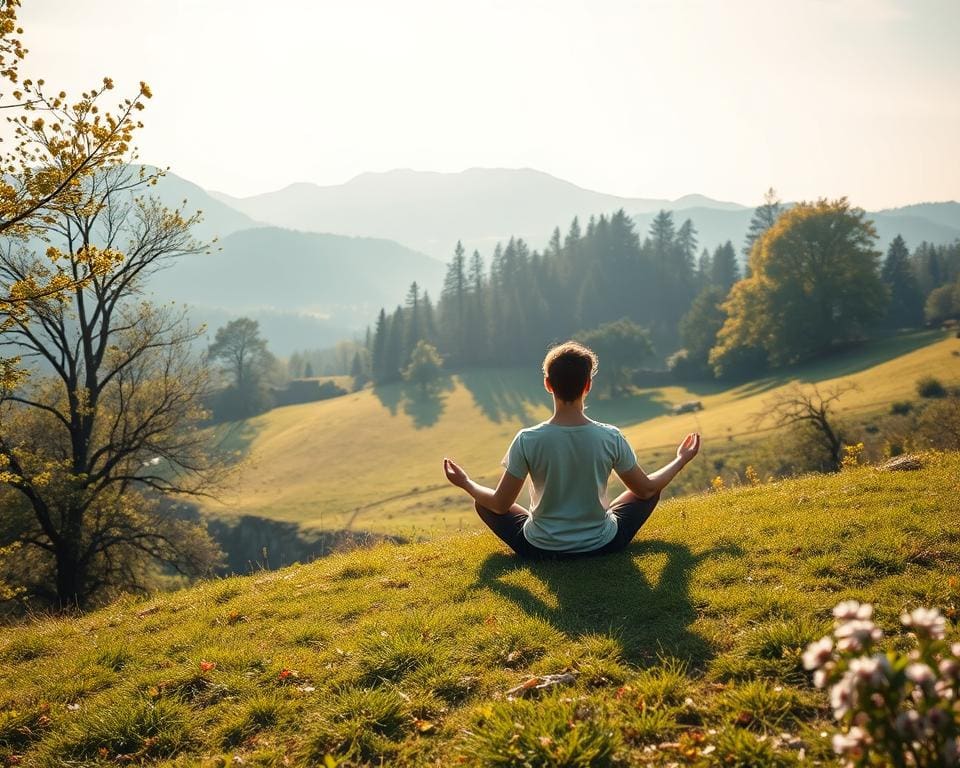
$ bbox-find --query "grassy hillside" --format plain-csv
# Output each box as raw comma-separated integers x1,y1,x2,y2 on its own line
2,453,958,766
203,331,960,536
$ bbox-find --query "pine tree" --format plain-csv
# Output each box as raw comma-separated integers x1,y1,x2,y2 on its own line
696,248,712,289
711,241,740,292
465,250,487,364
383,305,405,383
743,187,782,259
405,282,422,359
676,218,698,276
881,235,924,328
440,241,467,359
371,308,388,382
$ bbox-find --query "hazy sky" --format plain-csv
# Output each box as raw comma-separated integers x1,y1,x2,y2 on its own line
22,0,960,208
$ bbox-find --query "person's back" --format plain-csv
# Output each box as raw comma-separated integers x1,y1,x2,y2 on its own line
504,420,636,551
442,341,700,559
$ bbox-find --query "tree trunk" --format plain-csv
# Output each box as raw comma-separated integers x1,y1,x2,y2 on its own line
54,538,87,610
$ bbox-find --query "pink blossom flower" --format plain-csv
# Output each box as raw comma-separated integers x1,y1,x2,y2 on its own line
905,662,936,687
832,725,868,755
901,607,946,639
803,636,834,670
831,674,856,719
834,600,873,622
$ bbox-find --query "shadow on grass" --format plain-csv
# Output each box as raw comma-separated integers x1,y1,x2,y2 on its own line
372,375,455,429
474,539,742,669
210,420,264,462
680,330,945,400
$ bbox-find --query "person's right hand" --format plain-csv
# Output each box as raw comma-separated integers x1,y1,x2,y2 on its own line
676,432,701,464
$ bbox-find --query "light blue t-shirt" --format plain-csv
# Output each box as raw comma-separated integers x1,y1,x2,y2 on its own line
501,420,638,552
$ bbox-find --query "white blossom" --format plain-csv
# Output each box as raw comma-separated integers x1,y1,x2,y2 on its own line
834,600,873,622
901,607,946,640
803,636,834,670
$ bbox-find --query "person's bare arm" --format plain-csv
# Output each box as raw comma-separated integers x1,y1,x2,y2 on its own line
615,432,701,499
442,458,525,514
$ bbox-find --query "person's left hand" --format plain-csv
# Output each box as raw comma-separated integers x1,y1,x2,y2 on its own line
443,458,470,489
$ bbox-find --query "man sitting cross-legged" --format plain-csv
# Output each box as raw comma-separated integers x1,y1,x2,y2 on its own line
442,341,700,558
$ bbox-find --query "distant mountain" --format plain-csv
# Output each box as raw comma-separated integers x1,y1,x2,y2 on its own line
139,167,262,242
145,226,443,355
876,202,960,234
210,168,958,261
211,168,743,260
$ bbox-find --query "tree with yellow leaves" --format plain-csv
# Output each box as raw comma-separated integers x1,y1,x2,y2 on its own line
0,164,226,610
709,198,888,377
0,0,153,392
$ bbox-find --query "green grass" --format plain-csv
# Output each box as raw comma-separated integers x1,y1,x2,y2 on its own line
201,330,960,536
2,451,959,766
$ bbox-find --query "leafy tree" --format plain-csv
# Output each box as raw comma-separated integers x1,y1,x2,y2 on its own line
207,318,274,419
742,187,782,260
403,340,443,391
0,166,222,609
0,3,155,394
711,199,887,373
925,280,960,324
350,349,369,391
304,361,314,378
880,235,924,328
576,318,653,396
678,286,727,378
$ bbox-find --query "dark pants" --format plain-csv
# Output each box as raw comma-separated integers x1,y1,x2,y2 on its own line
475,492,661,559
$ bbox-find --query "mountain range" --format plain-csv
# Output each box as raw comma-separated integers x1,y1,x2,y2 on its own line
139,167,960,354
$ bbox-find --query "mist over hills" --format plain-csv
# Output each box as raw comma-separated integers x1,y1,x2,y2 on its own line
145,225,443,355
211,167,960,261
136,167,959,354
211,168,755,260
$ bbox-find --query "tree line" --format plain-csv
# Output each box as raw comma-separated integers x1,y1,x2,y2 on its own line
363,192,959,388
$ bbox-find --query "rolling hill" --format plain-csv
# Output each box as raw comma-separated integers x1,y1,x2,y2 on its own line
199,331,960,537
2,452,957,765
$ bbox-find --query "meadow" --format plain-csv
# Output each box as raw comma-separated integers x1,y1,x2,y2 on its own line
1,450,957,766
202,330,960,537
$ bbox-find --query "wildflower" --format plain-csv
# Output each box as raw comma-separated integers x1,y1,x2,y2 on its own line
905,663,935,687
832,725,868,755
814,668,829,689
199,660,216,672
835,619,882,652
830,674,856,719
849,655,889,687
901,607,947,640
834,601,873,622
939,658,959,679
803,636,834,670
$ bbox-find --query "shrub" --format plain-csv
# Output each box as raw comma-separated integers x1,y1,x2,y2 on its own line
890,400,913,415
917,376,947,398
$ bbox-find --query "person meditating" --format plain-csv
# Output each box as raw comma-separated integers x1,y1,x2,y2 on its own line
442,341,701,558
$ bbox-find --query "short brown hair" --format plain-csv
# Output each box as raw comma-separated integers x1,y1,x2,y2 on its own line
542,341,598,402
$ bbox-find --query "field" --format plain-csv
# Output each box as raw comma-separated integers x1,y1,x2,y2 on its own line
2,451,958,766
200,331,960,537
